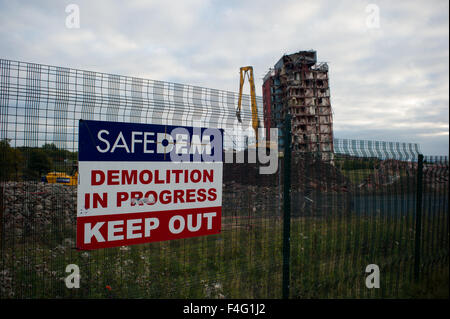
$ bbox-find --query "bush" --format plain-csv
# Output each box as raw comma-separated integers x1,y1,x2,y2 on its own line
0,139,23,181
23,148,53,180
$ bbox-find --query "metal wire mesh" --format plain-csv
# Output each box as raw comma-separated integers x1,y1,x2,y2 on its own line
288,153,448,298
0,59,448,298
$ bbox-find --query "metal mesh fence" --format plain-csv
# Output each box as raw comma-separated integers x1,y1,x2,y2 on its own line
0,59,448,298
288,152,448,298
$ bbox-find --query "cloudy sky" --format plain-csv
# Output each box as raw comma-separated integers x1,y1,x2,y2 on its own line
0,0,448,155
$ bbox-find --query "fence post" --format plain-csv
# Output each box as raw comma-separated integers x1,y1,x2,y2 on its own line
0,184,3,245
282,115,292,299
414,154,424,283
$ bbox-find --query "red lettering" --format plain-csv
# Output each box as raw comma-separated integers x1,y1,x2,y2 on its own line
91,170,105,186
186,189,196,202
207,188,217,201
107,170,120,185
190,170,201,183
203,169,214,183
84,193,90,209
139,170,153,184
144,191,158,205
174,189,185,203
117,192,129,207
93,192,108,208
172,170,183,183
159,190,172,204
154,170,165,184
122,170,137,184
197,188,206,202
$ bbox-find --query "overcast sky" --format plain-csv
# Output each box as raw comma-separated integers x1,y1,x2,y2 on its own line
0,0,448,156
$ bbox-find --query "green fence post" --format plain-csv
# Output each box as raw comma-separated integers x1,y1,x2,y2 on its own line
0,184,3,246
414,154,424,283
282,115,292,299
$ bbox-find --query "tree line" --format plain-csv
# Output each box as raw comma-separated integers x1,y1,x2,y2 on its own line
0,139,77,181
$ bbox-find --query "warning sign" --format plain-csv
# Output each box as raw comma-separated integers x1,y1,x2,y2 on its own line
77,120,223,250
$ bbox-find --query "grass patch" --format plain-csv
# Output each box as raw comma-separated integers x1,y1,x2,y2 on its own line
399,264,449,299
0,212,448,299
342,169,374,184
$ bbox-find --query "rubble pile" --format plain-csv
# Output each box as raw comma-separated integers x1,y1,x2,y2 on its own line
423,162,449,191
290,155,350,192
1,182,76,239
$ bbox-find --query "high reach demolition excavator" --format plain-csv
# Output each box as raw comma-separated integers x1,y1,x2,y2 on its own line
236,66,278,153
236,66,260,144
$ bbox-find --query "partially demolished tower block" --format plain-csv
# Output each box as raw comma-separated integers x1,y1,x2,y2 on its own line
262,50,334,161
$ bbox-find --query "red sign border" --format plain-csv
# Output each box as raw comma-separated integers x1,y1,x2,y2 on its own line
76,206,222,250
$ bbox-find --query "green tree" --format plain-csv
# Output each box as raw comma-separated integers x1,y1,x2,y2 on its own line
41,143,77,173
0,139,24,181
25,148,52,180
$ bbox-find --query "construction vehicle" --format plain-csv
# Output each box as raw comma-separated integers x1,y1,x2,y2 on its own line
236,66,260,143
236,66,278,152
41,164,78,186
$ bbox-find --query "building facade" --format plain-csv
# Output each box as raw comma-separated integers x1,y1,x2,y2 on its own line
262,50,334,160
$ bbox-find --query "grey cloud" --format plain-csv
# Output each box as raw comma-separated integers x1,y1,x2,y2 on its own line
0,0,448,155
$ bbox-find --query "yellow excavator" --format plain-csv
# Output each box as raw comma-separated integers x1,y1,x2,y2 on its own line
236,66,277,152
236,66,260,143
42,164,78,186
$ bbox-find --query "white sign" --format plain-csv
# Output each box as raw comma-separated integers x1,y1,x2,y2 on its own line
77,120,223,250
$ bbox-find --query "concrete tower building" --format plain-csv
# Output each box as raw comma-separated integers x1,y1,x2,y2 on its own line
262,50,334,161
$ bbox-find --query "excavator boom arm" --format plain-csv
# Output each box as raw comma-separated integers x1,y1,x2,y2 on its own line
236,66,259,143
